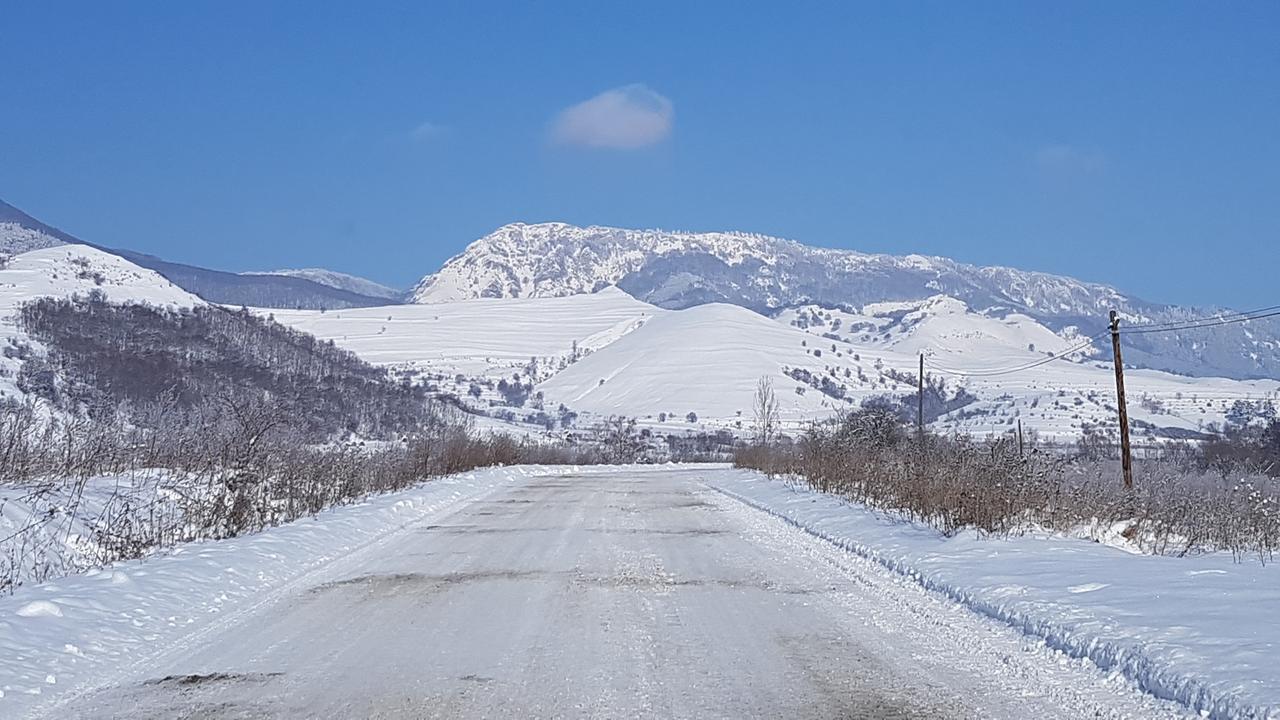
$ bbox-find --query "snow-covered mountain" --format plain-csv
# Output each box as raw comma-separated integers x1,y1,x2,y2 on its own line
243,268,403,301
0,199,393,310
411,222,1280,380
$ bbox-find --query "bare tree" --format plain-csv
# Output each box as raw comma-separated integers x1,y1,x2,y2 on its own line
753,375,780,445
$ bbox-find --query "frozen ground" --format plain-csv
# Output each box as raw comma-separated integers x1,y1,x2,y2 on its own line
0,465,1215,719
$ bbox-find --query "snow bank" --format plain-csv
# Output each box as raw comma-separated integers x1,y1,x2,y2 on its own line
706,469,1279,720
0,465,568,717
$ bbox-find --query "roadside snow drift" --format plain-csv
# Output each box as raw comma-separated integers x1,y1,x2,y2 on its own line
707,469,1280,720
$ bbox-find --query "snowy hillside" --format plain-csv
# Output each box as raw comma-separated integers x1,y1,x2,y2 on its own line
267,291,1279,442
542,299,1279,441
244,267,403,301
538,303,890,421
411,222,1280,380
0,245,203,401
0,245,201,313
1,199,78,254
267,288,660,425
1,199,395,310
0,222,66,256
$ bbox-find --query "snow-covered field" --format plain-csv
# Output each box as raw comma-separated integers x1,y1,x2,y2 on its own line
267,287,658,382
266,289,1280,441
709,469,1280,720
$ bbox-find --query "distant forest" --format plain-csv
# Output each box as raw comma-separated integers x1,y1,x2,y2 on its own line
17,295,428,439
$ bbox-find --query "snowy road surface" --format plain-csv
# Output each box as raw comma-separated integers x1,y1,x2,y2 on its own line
37,466,1188,719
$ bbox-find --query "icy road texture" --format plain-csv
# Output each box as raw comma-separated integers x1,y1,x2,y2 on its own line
1,465,1198,719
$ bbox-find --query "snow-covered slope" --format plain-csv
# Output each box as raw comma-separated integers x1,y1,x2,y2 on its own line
244,268,403,301
268,290,1279,442
539,299,1278,439
0,199,77,255
538,303,890,421
0,245,201,314
411,222,1280,381
0,245,203,401
779,295,1089,359
0,222,66,256
267,286,659,384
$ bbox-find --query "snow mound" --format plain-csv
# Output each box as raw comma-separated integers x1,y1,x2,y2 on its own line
15,601,64,618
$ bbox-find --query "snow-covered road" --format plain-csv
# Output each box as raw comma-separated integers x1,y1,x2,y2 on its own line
20,466,1190,719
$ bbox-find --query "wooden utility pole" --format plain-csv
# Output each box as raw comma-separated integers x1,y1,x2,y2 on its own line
1017,419,1025,457
1109,310,1134,490
917,353,925,440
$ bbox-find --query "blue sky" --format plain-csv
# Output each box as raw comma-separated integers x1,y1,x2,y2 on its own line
1,2,1276,308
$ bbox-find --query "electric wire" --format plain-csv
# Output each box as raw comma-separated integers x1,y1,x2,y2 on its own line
923,331,1108,378
918,304,1280,379
1119,308,1280,336
1119,304,1280,332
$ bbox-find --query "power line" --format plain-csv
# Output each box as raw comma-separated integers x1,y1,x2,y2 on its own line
923,332,1107,378
903,299,1280,383
921,304,1280,378
1120,304,1280,332
1119,308,1280,336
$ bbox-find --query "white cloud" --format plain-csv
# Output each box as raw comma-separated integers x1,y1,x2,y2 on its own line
551,84,674,149
410,121,446,142
1034,144,1107,174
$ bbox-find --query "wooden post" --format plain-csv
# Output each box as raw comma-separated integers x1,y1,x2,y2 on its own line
1109,310,1134,490
917,353,925,440
1017,419,1025,457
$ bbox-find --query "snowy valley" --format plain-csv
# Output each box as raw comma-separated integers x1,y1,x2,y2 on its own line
1,209,1279,720
4,206,1279,447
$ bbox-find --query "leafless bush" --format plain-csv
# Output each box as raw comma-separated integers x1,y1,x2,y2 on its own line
0,396,602,593
736,409,1280,563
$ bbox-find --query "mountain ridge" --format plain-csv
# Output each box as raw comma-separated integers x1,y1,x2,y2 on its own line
243,268,403,301
0,199,394,310
411,222,1280,380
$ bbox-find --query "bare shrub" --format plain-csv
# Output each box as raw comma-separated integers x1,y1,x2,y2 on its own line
0,395,604,593
735,409,1280,562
